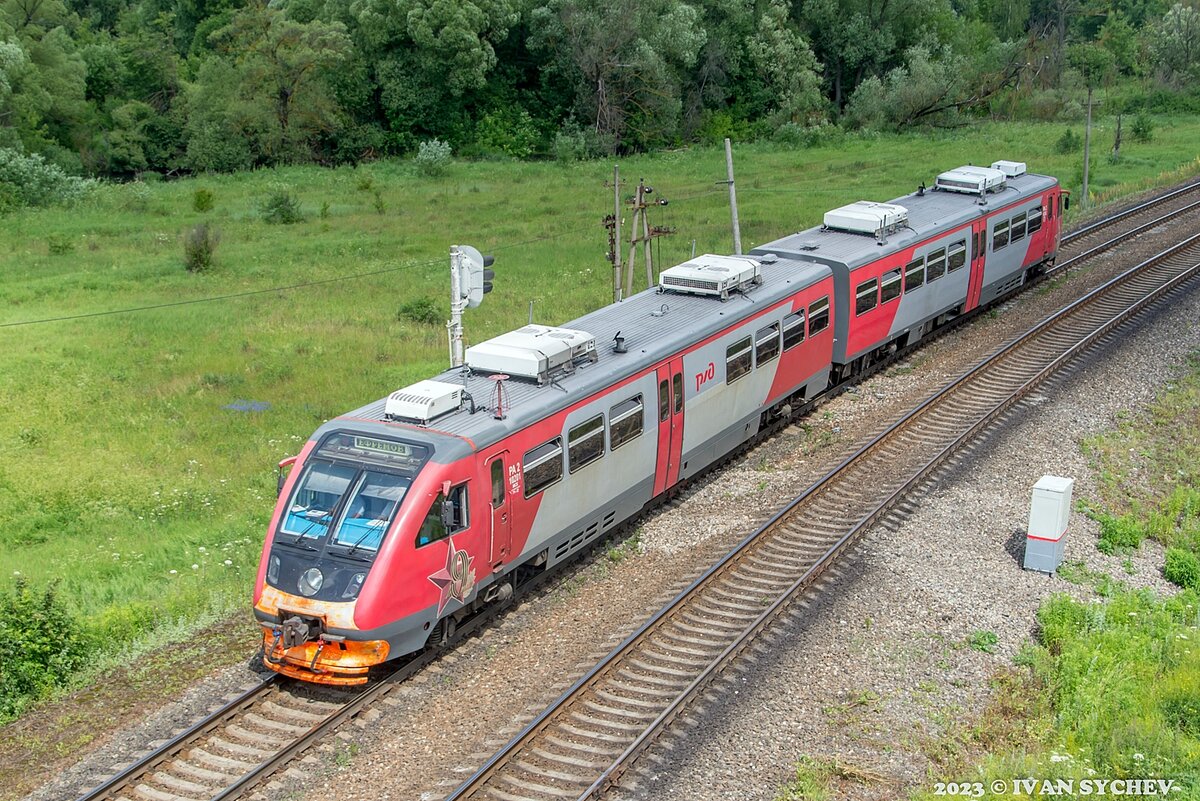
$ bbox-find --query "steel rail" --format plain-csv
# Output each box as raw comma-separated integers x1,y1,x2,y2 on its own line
1061,178,1200,244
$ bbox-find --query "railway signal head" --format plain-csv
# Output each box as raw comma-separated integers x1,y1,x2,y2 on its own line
456,245,496,309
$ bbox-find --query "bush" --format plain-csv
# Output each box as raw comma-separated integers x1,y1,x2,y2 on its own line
413,139,452,177
397,297,441,326
259,184,303,224
0,147,96,211
1163,547,1200,589
1055,128,1082,154
183,223,220,272
1097,513,1144,554
192,188,215,212
472,108,540,158
772,122,843,149
0,578,93,720
1131,113,1155,143
552,118,610,162
46,234,75,255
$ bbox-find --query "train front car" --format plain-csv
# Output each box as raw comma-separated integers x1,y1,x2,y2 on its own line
253,426,476,685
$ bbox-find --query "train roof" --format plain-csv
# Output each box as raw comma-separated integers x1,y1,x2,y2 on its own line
755,171,1057,268
336,256,832,451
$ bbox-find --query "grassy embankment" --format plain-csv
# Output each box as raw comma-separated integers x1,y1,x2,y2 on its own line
2,119,1200,720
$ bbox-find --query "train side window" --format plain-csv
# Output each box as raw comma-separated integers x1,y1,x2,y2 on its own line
926,248,947,282
491,459,504,508
994,219,1009,250
782,311,806,350
1028,206,1043,234
726,336,752,383
523,438,563,498
904,258,924,293
610,395,644,450
568,415,605,473
416,484,468,547
659,379,669,421
1011,212,1027,242
673,372,683,413
855,277,878,315
880,269,901,303
809,297,830,333
948,240,967,272
755,323,781,365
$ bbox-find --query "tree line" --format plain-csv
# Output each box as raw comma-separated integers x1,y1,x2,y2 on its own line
1,0,1199,180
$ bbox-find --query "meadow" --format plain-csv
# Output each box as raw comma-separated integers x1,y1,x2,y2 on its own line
2,117,1200,709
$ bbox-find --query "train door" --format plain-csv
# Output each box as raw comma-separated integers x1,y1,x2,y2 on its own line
653,357,686,496
485,451,511,566
966,220,988,312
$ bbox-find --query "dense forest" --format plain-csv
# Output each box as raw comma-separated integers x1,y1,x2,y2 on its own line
1,0,1199,186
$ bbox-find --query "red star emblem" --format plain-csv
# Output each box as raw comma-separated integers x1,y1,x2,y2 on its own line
428,537,476,615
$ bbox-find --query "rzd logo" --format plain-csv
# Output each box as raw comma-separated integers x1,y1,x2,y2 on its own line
695,361,716,392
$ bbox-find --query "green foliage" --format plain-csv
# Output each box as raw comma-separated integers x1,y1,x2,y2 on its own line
1055,128,1082,154
0,578,93,721
183,223,220,272
1164,547,1200,589
1150,4,1200,87
1097,513,1145,554
192,188,215,213
1132,112,1156,142
259,184,304,224
772,122,843,149
0,148,95,211
967,630,999,653
46,233,75,255
414,138,452,177
471,108,540,159
776,756,832,801
397,297,441,326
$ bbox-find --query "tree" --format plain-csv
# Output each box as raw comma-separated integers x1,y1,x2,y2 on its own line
1149,3,1200,86
746,1,824,125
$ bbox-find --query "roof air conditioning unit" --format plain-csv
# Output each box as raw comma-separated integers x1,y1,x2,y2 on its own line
935,166,1007,195
385,380,463,424
823,201,909,236
466,325,598,384
659,254,763,300
990,160,1027,178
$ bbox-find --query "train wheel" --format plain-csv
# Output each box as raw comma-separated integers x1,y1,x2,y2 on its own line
432,616,456,648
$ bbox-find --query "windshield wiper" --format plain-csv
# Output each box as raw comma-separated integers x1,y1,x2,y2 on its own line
344,525,382,559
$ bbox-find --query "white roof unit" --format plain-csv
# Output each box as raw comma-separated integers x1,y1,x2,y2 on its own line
659,254,762,300
385,379,463,424
991,160,1027,178
936,165,1007,195
466,324,598,384
823,201,909,236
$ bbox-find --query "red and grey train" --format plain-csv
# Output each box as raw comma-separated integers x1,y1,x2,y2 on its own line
254,160,1064,684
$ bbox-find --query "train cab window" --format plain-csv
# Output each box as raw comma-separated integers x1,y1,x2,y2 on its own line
855,278,878,315
568,415,605,473
755,323,781,365
926,248,947,282
1011,212,1027,243
880,269,901,303
782,311,806,350
726,336,752,383
331,471,410,552
993,219,1009,250
416,484,468,547
491,460,504,508
658,379,670,421
809,297,830,333
610,395,644,450
904,258,925,293
948,241,967,272
523,438,563,498
1028,206,1043,234
673,372,684,414
282,462,357,540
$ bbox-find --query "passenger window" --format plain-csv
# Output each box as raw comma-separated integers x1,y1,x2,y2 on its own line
782,311,805,350
755,323,780,365
994,219,1009,250
926,248,947,282
490,459,504,508
855,277,878,315
609,395,644,450
672,372,683,414
1028,206,1043,234
523,438,563,498
948,240,967,272
659,379,669,422
568,415,604,473
726,336,752,383
880,269,901,303
416,484,468,547
1011,212,1027,242
809,297,830,333
904,258,924,293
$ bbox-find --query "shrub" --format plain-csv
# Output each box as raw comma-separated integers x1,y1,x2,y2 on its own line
192,188,215,213
372,190,386,215
124,181,152,212
1163,547,1200,589
1055,128,1082,154
0,147,96,211
968,630,999,653
183,223,220,272
397,297,441,326
356,172,374,192
1131,113,1155,143
259,184,303,225
1097,513,1144,554
46,234,75,255
0,578,93,720
772,122,843,149
472,108,540,159
552,118,609,161
414,139,452,177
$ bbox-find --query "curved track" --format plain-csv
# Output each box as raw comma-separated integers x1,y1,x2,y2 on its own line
73,177,1200,801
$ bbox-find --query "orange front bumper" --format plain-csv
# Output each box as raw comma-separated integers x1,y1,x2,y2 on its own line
261,628,389,686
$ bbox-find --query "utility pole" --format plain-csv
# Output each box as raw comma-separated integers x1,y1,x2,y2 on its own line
448,247,467,367
621,179,675,295
723,138,742,254
1082,86,1092,209
604,165,623,303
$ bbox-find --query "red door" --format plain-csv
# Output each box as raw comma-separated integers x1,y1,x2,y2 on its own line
486,451,511,566
966,221,987,312
652,358,685,496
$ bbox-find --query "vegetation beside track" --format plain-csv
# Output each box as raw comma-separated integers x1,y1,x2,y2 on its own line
1,123,1199,726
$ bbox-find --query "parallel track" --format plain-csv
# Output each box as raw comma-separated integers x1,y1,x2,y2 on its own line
74,177,1200,801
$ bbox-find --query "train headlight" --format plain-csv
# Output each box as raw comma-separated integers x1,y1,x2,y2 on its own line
298,567,324,597
341,572,367,600
267,555,280,584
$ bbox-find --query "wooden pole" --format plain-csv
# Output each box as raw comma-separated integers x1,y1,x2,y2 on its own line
626,182,639,297
642,180,653,289
613,164,622,302
724,138,742,254
1082,86,1092,208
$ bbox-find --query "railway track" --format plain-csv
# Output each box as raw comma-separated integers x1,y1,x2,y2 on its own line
442,231,1200,799
71,177,1200,801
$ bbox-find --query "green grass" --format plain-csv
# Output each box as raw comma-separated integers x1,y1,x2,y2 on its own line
1,119,1199,714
